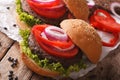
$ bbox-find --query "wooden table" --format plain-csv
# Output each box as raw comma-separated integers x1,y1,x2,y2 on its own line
0,31,120,80
0,31,52,80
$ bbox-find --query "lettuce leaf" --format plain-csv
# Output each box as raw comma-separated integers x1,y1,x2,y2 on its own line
19,29,86,76
16,0,41,26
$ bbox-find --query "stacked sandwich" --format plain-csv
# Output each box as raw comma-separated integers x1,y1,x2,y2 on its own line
16,0,120,79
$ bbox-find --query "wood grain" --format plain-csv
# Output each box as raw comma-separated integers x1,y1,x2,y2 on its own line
0,42,32,80
0,32,14,60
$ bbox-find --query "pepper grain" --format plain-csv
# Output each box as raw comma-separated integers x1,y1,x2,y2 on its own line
13,24,17,27
8,70,14,80
15,76,18,80
0,42,1,46
8,57,14,62
4,27,7,30
9,71,13,75
6,7,10,10
9,77,13,80
8,57,18,68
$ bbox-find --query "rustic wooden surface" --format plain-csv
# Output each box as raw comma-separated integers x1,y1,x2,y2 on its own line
0,31,120,80
0,32,33,80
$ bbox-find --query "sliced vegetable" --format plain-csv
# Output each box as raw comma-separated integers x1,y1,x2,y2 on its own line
86,0,95,8
36,40,78,58
32,25,73,48
44,26,68,41
102,32,119,47
53,44,75,52
90,9,120,32
110,2,120,19
27,0,66,18
31,0,61,8
89,9,120,47
33,29,73,48
32,25,78,58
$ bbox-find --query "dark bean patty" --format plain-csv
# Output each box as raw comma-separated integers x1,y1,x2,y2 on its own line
28,33,82,68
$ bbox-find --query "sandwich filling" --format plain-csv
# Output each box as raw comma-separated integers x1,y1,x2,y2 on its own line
16,0,41,26
19,29,86,76
16,0,70,26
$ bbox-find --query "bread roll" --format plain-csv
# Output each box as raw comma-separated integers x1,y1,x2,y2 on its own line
60,19,102,63
63,0,89,21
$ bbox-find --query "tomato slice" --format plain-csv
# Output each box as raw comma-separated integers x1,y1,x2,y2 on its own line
29,3,66,19
89,9,120,47
93,9,120,32
102,32,119,47
32,25,78,58
27,0,62,8
27,0,67,18
94,9,115,21
90,15,109,31
90,15,98,28
32,26,73,48
36,38,78,58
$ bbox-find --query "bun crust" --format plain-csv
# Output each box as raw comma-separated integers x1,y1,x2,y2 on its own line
63,0,89,21
60,19,102,63
21,53,60,78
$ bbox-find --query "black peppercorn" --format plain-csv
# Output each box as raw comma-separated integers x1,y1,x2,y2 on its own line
8,57,11,61
9,71,13,75
8,57,14,62
0,42,1,46
4,27,7,30
8,70,18,80
11,63,15,68
6,7,10,10
15,76,18,80
13,24,17,27
13,61,17,65
8,74,12,78
14,59,18,63
8,57,19,68
9,77,13,80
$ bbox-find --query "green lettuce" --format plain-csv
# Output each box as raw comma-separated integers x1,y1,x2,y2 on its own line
19,29,86,76
16,0,41,26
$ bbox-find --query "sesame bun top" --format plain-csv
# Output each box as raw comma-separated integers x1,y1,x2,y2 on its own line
60,19,102,63
63,0,89,21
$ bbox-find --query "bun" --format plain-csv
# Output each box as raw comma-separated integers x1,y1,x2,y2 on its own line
63,0,89,21
60,19,102,63
21,53,60,78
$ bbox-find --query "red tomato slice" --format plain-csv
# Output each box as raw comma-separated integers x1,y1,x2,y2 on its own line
89,15,98,27
37,39,78,58
33,28,73,48
27,0,62,8
94,9,120,32
90,15,109,31
89,9,120,47
32,25,74,48
94,9,115,21
32,24,79,58
102,32,119,47
27,0,66,18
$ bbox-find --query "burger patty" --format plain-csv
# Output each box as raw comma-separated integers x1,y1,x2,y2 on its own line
28,33,82,68
21,0,69,26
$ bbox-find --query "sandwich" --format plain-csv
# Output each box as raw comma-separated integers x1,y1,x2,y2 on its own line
88,0,120,18
17,0,102,79
16,0,89,27
19,19,102,79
